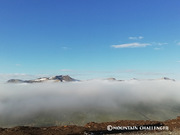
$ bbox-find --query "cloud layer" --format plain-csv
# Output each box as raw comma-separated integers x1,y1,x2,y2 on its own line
0,80,180,127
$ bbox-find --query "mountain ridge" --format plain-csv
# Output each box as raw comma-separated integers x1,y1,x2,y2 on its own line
7,75,176,83
7,75,78,83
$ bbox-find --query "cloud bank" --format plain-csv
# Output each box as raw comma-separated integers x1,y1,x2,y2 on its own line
0,80,180,127
111,42,151,48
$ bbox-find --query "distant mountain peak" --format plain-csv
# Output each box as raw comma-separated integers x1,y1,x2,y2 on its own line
7,76,176,83
7,79,24,83
7,75,78,83
106,78,116,81
49,75,76,82
161,77,175,81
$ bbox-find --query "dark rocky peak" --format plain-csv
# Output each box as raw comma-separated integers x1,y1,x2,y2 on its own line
49,75,76,82
7,79,24,83
161,77,175,81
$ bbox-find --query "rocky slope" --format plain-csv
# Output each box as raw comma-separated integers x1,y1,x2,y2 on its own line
0,116,180,135
7,75,78,83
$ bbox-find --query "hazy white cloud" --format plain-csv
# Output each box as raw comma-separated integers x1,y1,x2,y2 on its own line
157,42,168,46
154,47,162,50
129,36,144,40
177,42,180,45
151,42,168,46
111,42,150,48
0,80,180,127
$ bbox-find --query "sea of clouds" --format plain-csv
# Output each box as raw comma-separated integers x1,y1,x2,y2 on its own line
0,79,180,127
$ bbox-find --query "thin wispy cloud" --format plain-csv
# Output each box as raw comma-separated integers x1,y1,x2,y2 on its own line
154,42,168,46
60,69,73,72
151,42,168,46
154,47,162,50
111,42,151,48
135,71,169,76
177,42,180,46
129,36,144,40
157,42,168,46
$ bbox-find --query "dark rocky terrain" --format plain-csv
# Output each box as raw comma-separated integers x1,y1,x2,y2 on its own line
0,116,180,135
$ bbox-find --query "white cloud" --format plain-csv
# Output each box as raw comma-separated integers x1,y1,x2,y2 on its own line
177,42,180,45
157,42,168,46
111,42,151,48
151,42,168,46
0,80,180,126
139,36,144,39
129,36,144,40
129,37,137,40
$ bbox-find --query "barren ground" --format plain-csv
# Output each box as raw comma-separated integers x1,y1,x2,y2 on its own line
0,116,180,135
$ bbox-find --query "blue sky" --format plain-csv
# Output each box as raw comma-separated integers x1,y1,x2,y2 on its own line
0,0,180,80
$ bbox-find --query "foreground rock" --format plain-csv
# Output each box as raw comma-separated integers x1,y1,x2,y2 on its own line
0,116,180,135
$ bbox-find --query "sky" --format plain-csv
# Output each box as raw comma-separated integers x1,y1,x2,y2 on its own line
0,0,180,80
